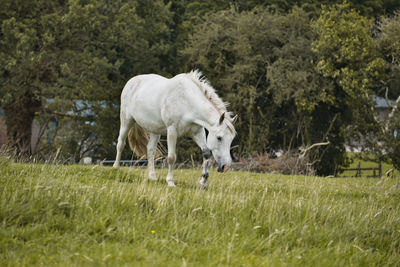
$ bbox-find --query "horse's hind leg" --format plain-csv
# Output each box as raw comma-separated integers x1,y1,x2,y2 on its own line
147,133,160,180
113,114,132,168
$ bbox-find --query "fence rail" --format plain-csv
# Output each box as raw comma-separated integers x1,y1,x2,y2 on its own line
342,162,382,178
101,159,164,168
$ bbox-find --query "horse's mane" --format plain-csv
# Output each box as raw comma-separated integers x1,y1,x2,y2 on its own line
186,70,236,135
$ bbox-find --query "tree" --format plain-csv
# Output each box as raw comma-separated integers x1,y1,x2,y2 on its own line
51,0,173,162
0,0,173,161
312,3,386,102
379,11,400,99
311,3,387,172
183,7,277,153
375,11,400,171
0,0,65,155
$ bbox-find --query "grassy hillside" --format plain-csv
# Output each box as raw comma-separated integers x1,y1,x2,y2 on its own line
1,160,399,266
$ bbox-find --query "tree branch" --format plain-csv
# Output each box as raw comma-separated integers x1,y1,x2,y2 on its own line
299,141,330,158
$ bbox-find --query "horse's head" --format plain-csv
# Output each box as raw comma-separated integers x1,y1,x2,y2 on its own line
207,113,236,172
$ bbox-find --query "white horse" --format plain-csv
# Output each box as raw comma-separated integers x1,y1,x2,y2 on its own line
113,70,236,188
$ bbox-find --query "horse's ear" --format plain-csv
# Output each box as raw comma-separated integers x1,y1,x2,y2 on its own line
232,114,238,123
219,112,225,125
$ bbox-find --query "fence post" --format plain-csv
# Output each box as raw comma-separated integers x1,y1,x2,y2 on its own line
378,161,382,177
356,162,361,177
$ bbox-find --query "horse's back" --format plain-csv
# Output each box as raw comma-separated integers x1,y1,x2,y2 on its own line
121,73,177,133
122,74,167,94
121,74,168,105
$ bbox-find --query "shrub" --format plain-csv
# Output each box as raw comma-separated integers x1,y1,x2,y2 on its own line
232,151,315,175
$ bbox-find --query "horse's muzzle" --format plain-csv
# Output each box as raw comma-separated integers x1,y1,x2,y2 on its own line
217,164,226,173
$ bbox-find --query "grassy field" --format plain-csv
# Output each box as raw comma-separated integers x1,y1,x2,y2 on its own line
1,159,400,266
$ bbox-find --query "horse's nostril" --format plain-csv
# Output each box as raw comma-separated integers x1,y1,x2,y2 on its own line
217,164,225,173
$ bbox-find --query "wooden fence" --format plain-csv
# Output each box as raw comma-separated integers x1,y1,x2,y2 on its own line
342,162,382,178
101,159,164,168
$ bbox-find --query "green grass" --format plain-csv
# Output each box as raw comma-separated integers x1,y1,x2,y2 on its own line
1,160,400,266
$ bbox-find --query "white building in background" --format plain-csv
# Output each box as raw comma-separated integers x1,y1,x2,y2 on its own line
345,96,396,153
374,96,394,122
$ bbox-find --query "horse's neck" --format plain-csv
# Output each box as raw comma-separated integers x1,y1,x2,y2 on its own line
190,93,220,131
178,74,222,130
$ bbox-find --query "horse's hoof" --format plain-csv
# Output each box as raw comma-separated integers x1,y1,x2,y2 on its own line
197,182,208,190
148,176,158,181
167,181,176,187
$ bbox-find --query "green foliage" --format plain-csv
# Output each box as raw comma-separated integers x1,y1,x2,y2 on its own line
0,0,173,161
312,3,386,101
46,0,173,162
265,8,335,147
378,11,400,98
0,0,64,154
183,8,287,152
344,11,400,171
377,12,400,171
310,3,389,174
1,163,400,265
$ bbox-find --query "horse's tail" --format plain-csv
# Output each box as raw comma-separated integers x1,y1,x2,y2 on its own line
127,122,149,157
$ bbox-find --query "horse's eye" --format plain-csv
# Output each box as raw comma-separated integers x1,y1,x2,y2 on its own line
217,136,222,142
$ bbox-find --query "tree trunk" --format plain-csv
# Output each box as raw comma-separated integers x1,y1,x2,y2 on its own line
4,91,41,157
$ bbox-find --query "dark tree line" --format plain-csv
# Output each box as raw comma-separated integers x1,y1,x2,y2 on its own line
1,0,400,174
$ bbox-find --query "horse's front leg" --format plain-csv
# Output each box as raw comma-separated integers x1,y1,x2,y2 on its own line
166,126,177,187
198,149,212,189
192,128,211,189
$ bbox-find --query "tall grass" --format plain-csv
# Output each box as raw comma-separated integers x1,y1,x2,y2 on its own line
1,160,399,266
